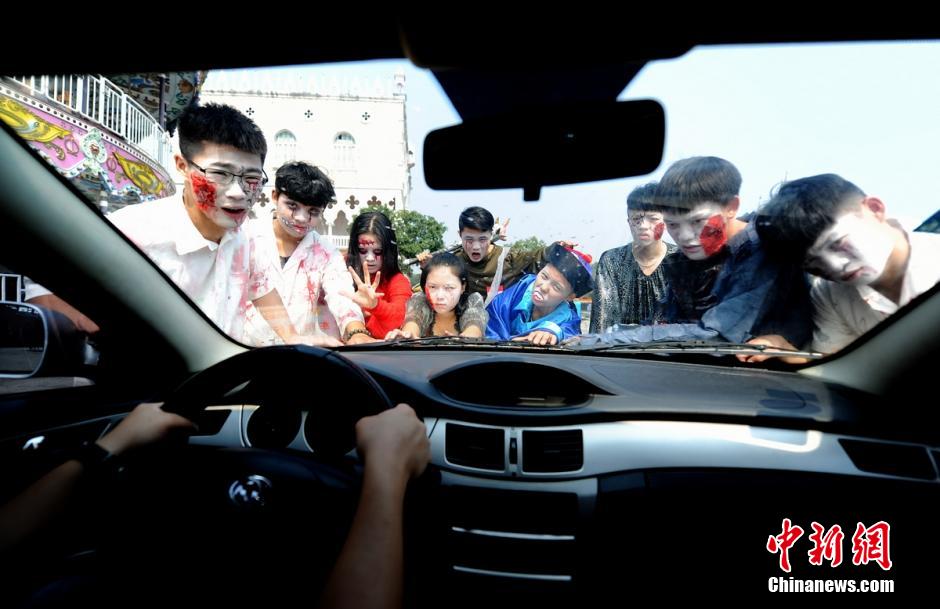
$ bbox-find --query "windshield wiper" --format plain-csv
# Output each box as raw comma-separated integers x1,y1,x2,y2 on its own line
342,336,568,350
569,340,823,359
341,336,484,349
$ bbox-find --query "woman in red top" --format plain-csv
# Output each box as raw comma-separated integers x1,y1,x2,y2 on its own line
344,211,413,339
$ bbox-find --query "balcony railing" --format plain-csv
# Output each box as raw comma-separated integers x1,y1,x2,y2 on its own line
7,74,174,175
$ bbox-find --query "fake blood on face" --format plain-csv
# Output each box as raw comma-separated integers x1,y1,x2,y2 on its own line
700,215,727,257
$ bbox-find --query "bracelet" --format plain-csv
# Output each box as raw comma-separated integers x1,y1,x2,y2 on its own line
343,327,372,342
71,441,117,473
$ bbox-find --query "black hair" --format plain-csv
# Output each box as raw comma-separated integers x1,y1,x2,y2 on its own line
274,162,335,208
458,206,495,233
178,103,267,163
653,156,742,214
755,174,867,259
627,181,660,213
420,252,470,318
346,211,401,281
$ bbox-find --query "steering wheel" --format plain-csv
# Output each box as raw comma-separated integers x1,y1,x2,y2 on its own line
86,346,398,589
26,346,438,605
161,344,393,456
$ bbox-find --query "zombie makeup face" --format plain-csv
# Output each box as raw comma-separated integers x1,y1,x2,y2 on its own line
460,228,493,263
424,266,464,314
274,192,322,240
182,143,265,231
628,211,666,246
664,202,730,260
531,264,573,313
804,208,896,285
356,232,384,276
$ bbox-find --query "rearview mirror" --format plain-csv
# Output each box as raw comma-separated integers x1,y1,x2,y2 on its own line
423,100,665,200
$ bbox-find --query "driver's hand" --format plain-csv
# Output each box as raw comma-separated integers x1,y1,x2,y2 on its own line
96,402,196,456
355,404,430,484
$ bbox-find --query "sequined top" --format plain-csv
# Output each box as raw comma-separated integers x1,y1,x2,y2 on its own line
589,242,677,332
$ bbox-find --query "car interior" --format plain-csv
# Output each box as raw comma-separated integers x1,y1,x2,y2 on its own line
2,16,939,604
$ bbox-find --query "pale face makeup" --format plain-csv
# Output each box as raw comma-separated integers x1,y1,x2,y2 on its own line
460,228,493,262
357,232,384,275
628,210,666,246
274,193,322,239
531,264,572,313
664,202,730,260
425,266,464,314
804,209,895,285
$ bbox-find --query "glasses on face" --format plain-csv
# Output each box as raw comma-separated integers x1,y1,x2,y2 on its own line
628,213,664,227
187,159,268,196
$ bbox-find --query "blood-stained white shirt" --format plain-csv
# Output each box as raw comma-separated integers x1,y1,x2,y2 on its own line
242,218,363,346
107,194,276,342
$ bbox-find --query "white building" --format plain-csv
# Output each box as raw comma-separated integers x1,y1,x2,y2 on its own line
199,70,414,249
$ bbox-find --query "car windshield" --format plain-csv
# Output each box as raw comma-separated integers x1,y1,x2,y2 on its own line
4,40,940,364
4,35,940,603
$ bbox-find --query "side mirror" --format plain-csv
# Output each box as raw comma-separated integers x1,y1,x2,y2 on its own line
0,302,96,378
0,302,46,377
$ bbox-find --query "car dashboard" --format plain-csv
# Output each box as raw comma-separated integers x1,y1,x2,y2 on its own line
177,349,940,601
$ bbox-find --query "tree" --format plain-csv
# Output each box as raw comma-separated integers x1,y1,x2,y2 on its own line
351,206,447,261
510,236,547,256
392,210,447,260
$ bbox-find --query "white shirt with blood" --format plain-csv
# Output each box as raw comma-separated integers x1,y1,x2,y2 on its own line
106,193,276,342
242,218,364,345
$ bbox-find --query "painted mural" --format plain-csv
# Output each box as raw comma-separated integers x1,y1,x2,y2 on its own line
0,95,174,206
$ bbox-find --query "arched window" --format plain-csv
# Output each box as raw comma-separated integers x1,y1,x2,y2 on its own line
273,130,297,168
333,132,356,171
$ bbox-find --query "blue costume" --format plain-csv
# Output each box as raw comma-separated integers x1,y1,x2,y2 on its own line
485,273,583,342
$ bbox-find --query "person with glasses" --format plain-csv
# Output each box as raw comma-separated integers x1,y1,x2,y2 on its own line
243,162,371,346
104,103,316,345
589,182,678,333
485,244,594,345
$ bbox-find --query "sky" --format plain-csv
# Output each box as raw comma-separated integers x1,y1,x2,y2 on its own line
204,40,940,258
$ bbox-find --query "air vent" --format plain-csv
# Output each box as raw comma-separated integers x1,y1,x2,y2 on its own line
839,439,937,480
522,430,583,473
446,424,505,470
